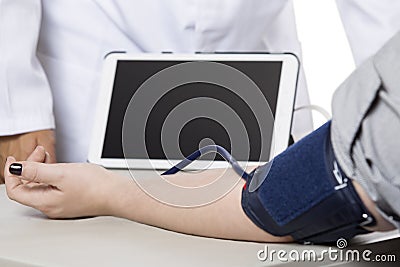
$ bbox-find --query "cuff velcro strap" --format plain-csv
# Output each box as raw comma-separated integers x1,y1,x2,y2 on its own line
241,121,376,244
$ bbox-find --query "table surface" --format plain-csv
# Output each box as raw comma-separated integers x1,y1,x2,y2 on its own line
0,170,399,267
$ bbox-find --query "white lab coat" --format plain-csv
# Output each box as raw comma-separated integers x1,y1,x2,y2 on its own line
1,0,398,163
1,0,312,162
336,0,400,66
0,0,54,136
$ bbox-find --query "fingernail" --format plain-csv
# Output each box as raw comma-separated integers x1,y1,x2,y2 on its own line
9,163,22,176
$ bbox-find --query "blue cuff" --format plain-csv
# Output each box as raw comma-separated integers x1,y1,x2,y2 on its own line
241,121,375,244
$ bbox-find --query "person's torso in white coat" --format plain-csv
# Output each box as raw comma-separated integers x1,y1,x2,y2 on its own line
37,0,311,162
3,0,400,163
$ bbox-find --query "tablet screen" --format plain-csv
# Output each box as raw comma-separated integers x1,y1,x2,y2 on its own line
101,60,282,162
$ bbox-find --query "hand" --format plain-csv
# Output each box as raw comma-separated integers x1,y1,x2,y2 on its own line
4,154,125,218
0,130,56,183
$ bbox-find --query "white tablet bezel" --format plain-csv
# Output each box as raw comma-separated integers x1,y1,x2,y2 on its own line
88,53,299,169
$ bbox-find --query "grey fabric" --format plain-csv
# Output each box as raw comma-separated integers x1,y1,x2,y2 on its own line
331,32,400,228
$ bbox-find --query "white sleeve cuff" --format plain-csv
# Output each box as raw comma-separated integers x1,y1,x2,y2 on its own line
0,111,55,136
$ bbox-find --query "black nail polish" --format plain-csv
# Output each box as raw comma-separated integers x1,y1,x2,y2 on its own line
9,163,22,176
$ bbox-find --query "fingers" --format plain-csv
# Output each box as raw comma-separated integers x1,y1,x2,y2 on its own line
4,157,63,211
4,157,43,209
26,146,47,162
24,146,49,185
26,145,52,164
4,157,23,190
0,131,51,182
7,160,63,185
37,130,57,163
45,152,52,164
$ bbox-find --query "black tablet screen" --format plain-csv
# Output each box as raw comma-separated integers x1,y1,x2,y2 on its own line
101,60,282,161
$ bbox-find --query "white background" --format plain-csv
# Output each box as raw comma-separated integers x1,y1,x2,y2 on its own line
293,0,355,128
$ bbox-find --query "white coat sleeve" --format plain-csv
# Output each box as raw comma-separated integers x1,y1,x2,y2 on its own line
0,0,55,135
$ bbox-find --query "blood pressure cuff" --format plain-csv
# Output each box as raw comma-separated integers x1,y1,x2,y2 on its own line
241,121,376,244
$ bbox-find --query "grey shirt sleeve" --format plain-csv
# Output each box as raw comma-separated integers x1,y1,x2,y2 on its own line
331,32,400,228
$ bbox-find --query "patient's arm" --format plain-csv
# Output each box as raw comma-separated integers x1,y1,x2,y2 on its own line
113,167,294,242
3,149,394,243
3,155,291,242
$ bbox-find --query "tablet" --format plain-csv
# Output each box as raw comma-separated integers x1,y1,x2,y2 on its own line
88,53,299,170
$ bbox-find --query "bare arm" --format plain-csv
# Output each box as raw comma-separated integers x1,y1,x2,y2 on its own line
4,154,291,243
3,149,393,243
109,168,294,242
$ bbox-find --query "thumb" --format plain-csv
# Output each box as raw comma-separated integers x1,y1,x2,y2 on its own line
8,161,63,185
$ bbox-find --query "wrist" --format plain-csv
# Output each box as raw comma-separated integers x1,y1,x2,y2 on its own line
101,170,137,218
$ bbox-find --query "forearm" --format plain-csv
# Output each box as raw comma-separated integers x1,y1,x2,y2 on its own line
107,168,292,242
4,156,393,243
105,170,393,242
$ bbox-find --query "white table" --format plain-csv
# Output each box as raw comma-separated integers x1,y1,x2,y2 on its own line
0,179,398,267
